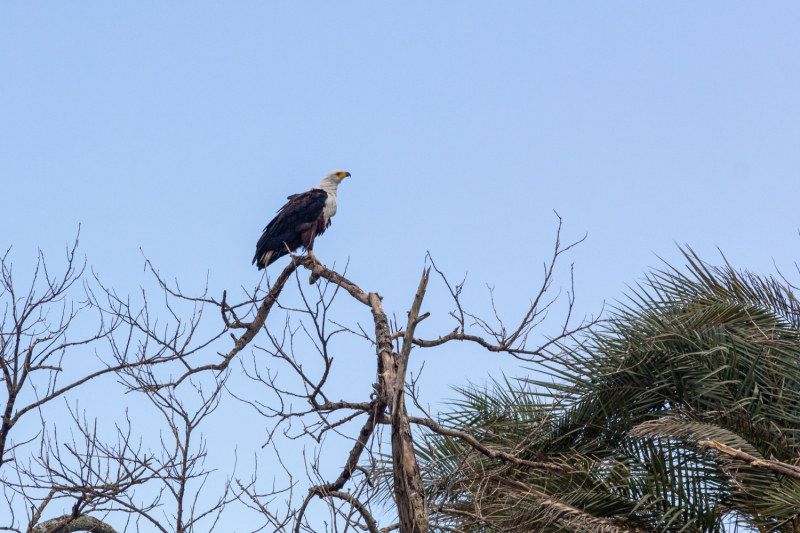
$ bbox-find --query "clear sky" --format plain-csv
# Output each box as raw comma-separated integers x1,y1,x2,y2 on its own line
2,2,799,530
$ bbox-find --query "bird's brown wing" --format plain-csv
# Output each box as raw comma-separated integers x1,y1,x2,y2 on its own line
253,189,328,269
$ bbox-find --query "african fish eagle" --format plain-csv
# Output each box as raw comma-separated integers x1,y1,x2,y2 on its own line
253,170,350,270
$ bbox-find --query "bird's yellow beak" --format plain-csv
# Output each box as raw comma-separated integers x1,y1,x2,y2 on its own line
337,171,351,178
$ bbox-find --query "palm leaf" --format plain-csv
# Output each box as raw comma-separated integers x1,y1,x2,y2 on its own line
416,248,800,533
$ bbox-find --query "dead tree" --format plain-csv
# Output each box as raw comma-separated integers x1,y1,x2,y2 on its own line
0,238,119,473
191,215,594,532
0,237,196,532
0,238,232,533
4,216,597,533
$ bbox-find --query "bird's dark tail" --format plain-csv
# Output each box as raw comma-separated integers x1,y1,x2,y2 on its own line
254,249,287,270
254,250,271,271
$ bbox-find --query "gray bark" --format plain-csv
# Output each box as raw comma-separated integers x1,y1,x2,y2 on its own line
391,270,430,533
30,515,118,533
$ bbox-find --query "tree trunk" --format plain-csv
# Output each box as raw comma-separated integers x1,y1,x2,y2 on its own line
391,270,431,533
392,395,429,533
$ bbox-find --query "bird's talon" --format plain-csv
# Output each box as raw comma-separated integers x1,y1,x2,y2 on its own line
307,251,322,266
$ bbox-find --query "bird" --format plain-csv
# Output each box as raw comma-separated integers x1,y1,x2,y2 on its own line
253,170,350,270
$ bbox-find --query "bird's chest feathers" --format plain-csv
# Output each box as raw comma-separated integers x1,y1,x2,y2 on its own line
322,193,337,222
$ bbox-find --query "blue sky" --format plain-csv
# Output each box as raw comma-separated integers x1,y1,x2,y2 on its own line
2,2,799,530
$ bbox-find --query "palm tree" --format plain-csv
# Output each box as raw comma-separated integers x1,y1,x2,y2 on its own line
417,249,800,533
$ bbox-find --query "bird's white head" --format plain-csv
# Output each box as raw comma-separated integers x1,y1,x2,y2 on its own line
317,170,351,191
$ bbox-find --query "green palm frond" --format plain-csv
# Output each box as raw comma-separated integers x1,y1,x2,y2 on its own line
415,248,800,533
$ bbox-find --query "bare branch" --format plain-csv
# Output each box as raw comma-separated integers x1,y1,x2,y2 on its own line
381,415,568,473
699,439,800,479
